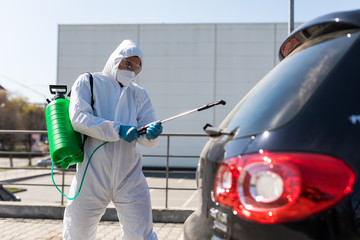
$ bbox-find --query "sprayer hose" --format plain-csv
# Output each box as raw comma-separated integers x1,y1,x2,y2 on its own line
51,141,109,200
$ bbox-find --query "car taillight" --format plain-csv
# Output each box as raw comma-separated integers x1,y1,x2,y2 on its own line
213,151,356,224
281,37,301,57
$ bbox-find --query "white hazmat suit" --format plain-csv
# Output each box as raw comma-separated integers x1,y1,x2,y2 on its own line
63,40,158,240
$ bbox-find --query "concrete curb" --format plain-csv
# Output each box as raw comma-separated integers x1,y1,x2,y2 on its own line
0,202,194,223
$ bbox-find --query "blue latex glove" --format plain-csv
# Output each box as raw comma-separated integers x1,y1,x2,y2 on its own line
146,122,163,140
119,125,140,143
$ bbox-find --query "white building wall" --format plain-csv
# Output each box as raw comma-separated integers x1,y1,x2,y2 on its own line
57,23,290,167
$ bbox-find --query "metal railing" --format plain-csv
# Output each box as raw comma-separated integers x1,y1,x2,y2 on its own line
0,130,207,207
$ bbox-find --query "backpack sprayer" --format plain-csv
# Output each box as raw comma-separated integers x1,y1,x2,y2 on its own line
45,85,84,169
45,85,226,200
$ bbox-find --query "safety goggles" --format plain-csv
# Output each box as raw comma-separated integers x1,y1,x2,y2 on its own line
120,59,142,75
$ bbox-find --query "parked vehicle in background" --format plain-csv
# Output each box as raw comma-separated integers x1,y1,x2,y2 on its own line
184,9,360,240
36,157,52,167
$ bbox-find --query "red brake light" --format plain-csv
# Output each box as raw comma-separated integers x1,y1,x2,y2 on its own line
213,152,356,224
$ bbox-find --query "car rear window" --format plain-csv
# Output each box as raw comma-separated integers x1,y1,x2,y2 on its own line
220,31,359,137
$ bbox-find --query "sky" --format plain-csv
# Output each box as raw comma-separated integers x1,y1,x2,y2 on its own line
0,0,359,103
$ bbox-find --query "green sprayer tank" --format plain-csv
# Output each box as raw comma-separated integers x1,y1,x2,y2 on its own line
45,85,83,169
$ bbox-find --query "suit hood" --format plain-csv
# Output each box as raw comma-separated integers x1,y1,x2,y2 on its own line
102,39,143,81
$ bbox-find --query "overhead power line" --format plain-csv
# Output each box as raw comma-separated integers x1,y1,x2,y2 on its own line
0,73,47,98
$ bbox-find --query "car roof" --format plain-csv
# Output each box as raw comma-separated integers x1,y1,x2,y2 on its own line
279,9,360,60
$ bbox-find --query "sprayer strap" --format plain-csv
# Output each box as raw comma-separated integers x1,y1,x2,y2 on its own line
80,72,94,151
88,73,94,109
67,72,94,104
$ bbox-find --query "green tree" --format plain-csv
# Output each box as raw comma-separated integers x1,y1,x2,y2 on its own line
21,103,47,151
0,91,46,151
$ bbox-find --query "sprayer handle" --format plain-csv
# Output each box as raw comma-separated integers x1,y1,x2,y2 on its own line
137,126,147,135
49,85,67,95
137,121,162,135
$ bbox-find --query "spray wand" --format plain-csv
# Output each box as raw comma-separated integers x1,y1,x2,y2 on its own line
137,99,226,135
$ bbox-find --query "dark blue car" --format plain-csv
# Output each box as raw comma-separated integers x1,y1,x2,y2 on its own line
184,9,360,240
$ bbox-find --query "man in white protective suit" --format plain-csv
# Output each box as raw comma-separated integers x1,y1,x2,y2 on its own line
63,39,162,240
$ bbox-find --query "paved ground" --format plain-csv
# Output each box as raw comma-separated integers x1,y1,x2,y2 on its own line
0,158,193,239
0,218,184,240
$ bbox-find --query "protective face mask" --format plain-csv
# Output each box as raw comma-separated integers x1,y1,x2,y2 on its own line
116,70,136,87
